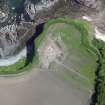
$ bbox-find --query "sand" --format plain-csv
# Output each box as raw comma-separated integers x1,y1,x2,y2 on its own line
0,67,89,105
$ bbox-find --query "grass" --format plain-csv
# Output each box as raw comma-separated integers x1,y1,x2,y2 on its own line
35,30,46,49
0,51,39,75
43,18,98,90
50,62,92,91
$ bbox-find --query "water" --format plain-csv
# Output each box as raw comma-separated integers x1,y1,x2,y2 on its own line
7,0,41,9
7,0,24,10
0,47,26,66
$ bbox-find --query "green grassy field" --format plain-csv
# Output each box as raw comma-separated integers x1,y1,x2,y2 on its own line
43,18,98,90
0,58,26,74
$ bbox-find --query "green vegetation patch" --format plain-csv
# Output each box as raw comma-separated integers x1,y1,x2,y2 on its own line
44,18,98,90
92,39,105,105
0,57,26,75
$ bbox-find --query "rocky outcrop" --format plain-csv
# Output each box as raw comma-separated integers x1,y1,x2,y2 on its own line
25,0,58,20
0,22,35,58
0,0,61,58
0,0,105,58
0,0,9,23
0,10,8,23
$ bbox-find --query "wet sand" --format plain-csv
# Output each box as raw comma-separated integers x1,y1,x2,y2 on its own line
0,67,89,105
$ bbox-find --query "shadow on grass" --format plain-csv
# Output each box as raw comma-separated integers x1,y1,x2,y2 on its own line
18,23,45,70
90,48,102,105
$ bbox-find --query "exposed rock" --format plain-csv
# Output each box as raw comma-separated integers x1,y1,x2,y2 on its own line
0,0,9,23
0,0,105,58
0,10,8,23
38,37,63,69
75,0,102,10
25,0,58,20
0,22,35,58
